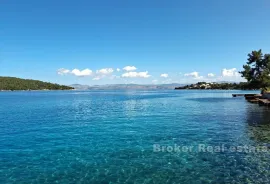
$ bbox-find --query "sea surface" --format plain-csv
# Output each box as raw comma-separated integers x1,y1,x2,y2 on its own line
1,90,270,184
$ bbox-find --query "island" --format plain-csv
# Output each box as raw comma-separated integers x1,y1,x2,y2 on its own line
176,49,270,92
0,77,74,91
175,82,257,90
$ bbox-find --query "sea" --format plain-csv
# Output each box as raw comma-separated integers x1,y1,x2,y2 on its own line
1,90,270,184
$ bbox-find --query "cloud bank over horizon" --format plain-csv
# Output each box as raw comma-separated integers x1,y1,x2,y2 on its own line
122,71,150,78
123,66,137,71
160,73,169,78
57,66,245,84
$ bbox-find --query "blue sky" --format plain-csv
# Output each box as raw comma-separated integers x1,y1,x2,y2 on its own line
1,0,270,85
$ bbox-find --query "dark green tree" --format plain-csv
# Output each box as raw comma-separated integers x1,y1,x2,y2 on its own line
0,77,74,90
239,50,270,91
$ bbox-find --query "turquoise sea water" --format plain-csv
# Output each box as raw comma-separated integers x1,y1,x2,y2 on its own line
1,90,270,184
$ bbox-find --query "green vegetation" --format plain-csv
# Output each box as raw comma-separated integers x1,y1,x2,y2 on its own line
176,50,270,91
0,77,74,91
175,82,256,90
239,49,270,92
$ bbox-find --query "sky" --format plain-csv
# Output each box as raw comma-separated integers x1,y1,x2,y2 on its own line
1,0,270,85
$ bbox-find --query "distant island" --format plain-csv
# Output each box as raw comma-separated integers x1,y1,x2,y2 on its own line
175,50,269,92
70,83,183,90
0,77,74,91
175,82,258,90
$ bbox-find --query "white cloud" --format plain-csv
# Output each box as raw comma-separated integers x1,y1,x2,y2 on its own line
57,68,70,75
96,68,114,75
116,68,121,72
92,77,100,80
109,75,120,80
216,68,245,82
71,68,93,77
184,72,199,78
152,79,158,83
184,71,203,79
123,66,137,71
122,71,150,78
222,68,240,77
207,73,215,77
160,73,169,78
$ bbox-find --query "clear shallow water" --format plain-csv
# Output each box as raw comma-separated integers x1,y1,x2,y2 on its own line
1,90,270,184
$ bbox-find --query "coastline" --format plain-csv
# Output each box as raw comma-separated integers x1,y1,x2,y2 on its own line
0,89,259,92
0,89,75,92
174,89,259,90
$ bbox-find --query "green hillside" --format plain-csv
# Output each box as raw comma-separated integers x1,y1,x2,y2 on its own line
0,77,74,90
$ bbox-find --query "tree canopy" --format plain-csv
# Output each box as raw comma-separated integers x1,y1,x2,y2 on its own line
175,82,254,90
239,50,270,90
0,77,74,90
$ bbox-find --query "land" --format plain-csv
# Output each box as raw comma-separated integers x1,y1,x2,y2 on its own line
0,77,74,91
233,93,270,107
70,83,184,90
175,82,258,90
0,76,263,91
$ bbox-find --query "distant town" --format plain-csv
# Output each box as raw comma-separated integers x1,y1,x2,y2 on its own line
175,82,257,90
